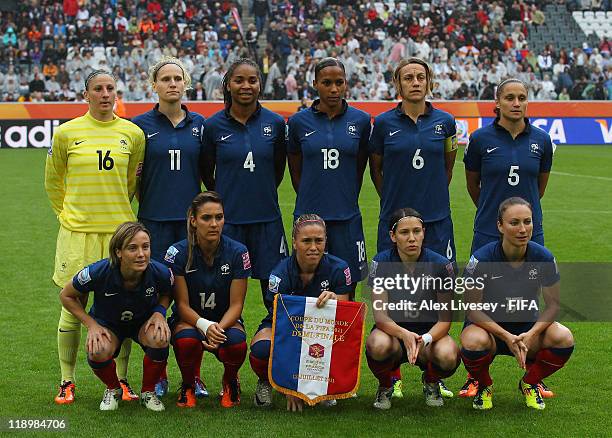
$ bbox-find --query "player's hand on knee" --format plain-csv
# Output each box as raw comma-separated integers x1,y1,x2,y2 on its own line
206,323,226,345
144,312,170,344
316,291,337,308
286,394,303,412
514,330,535,354
86,323,112,355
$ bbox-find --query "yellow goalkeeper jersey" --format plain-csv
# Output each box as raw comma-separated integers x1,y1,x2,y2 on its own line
45,112,145,233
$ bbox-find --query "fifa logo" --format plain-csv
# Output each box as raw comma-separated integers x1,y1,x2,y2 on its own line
434,124,444,135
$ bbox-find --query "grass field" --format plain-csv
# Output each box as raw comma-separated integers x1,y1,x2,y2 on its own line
1,146,611,436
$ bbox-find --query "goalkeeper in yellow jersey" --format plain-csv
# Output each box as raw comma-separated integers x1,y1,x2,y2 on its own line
45,70,146,404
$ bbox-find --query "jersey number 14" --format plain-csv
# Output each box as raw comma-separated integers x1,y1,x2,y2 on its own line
199,292,216,310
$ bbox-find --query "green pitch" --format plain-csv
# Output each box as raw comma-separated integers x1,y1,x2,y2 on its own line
0,147,611,436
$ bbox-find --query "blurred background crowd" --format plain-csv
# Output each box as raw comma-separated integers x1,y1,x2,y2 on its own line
0,0,609,102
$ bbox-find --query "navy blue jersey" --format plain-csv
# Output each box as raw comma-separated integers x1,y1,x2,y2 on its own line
163,235,251,322
265,254,352,309
369,247,454,330
463,119,554,238
369,102,457,223
464,240,559,327
72,259,173,325
287,100,371,220
203,104,286,224
132,104,205,221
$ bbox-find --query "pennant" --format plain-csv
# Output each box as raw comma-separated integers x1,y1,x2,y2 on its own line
269,294,367,406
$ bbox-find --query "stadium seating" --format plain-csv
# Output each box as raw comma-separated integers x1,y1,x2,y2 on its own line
0,0,609,102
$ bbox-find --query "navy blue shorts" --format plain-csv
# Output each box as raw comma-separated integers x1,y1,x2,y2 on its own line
470,231,544,255
92,315,149,357
462,320,536,357
377,215,456,262
139,218,187,263
223,218,288,280
325,214,368,283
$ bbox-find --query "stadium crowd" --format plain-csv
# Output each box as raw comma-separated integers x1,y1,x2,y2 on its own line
0,0,610,102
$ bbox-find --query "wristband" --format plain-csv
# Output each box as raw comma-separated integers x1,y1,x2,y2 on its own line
421,333,433,346
153,304,166,318
196,318,213,336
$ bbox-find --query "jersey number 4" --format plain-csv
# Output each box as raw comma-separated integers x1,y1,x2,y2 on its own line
199,292,216,310
244,151,255,172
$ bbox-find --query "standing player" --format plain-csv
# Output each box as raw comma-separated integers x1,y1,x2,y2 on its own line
200,58,287,304
368,57,458,397
59,222,172,411
461,78,555,398
132,56,207,399
249,215,352,411
163,192,250,408
460,197,574,410
366,208,459,410
287,57,371,296
45,70,145,404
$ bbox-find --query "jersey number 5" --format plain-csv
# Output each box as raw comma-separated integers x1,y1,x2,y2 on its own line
97,150,114,170
508,165,520,186
199,292,216,310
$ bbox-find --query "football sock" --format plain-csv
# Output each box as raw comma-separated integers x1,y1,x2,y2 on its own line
460,348,493,387
88,357,120,389
142,347,169,392
523,346,574,385
218,328,247,382
58,307,82,383
424,360,459,383
366,353,394,388
390,366,402,382
249,340,270,381
174,330,203,385
114,338,132,381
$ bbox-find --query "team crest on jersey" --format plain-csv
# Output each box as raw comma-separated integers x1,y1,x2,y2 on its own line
192,126,200,137
530,143,540,154
529,268,538,280
269,275,281,294
77,267,91,285
220,263,230,275
164,246,179,263
145,287,155,297
434,124,444,135
47,144,53,156
465,255,479,275
320,280,330,290
344,267,352,286
346,122,357,136
445,262,455,277
242,252,251,270
261,123,273,137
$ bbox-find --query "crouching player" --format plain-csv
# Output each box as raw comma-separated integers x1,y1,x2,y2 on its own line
366,208,460,410
249,214,352,411
460,197,574,410
163,192,250,408
59,222,172,411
